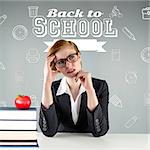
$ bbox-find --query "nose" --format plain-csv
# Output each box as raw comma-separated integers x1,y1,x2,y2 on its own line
65,60,73,69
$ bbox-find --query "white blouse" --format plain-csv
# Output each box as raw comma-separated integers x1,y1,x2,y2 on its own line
56,77,85,124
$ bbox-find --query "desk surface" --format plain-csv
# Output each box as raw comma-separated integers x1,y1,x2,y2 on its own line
38,132,150,150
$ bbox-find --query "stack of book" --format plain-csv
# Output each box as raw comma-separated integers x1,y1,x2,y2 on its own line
0,107,39,150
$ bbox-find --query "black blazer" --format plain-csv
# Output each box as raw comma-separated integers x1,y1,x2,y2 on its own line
39,78,109,137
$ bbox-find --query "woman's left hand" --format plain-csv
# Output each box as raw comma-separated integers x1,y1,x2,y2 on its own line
75,70,94,92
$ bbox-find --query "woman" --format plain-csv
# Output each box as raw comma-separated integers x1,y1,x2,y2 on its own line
39,39,109,137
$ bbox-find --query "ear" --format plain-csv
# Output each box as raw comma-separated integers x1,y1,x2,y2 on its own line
78,52,81,59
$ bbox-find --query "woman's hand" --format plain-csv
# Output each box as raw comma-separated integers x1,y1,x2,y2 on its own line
75,70,94,92
43,54,60,85
75,70,98,111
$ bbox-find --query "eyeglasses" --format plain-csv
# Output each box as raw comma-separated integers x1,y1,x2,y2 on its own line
54,52,79,68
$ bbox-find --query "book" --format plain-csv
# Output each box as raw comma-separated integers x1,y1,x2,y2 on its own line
0,131,37,140
0,140,38,146
0,107,39,150
0,147,39,150
0,144,39,150
0,107,37,120
0,120,37,130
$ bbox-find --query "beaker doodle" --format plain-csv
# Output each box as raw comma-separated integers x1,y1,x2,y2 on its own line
28,6,39,17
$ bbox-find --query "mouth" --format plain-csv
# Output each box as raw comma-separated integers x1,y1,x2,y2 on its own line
67,69,75,74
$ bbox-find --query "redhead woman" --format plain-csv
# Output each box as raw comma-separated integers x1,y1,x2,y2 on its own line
39,39,109,137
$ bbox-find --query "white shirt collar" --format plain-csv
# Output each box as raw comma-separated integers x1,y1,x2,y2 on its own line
56,77,86,96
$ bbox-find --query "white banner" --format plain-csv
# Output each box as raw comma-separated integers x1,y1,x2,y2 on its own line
44,39,107,53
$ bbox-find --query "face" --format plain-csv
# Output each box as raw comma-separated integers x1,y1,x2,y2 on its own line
54,47,81,78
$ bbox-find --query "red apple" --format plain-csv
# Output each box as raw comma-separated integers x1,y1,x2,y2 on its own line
15,95,31,109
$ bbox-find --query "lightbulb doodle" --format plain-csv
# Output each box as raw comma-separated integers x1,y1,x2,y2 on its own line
12,25,28,40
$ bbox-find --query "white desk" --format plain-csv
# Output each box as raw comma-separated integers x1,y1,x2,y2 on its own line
38,133,149,150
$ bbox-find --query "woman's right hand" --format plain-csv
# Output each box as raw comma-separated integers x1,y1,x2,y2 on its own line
43,54,60,86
